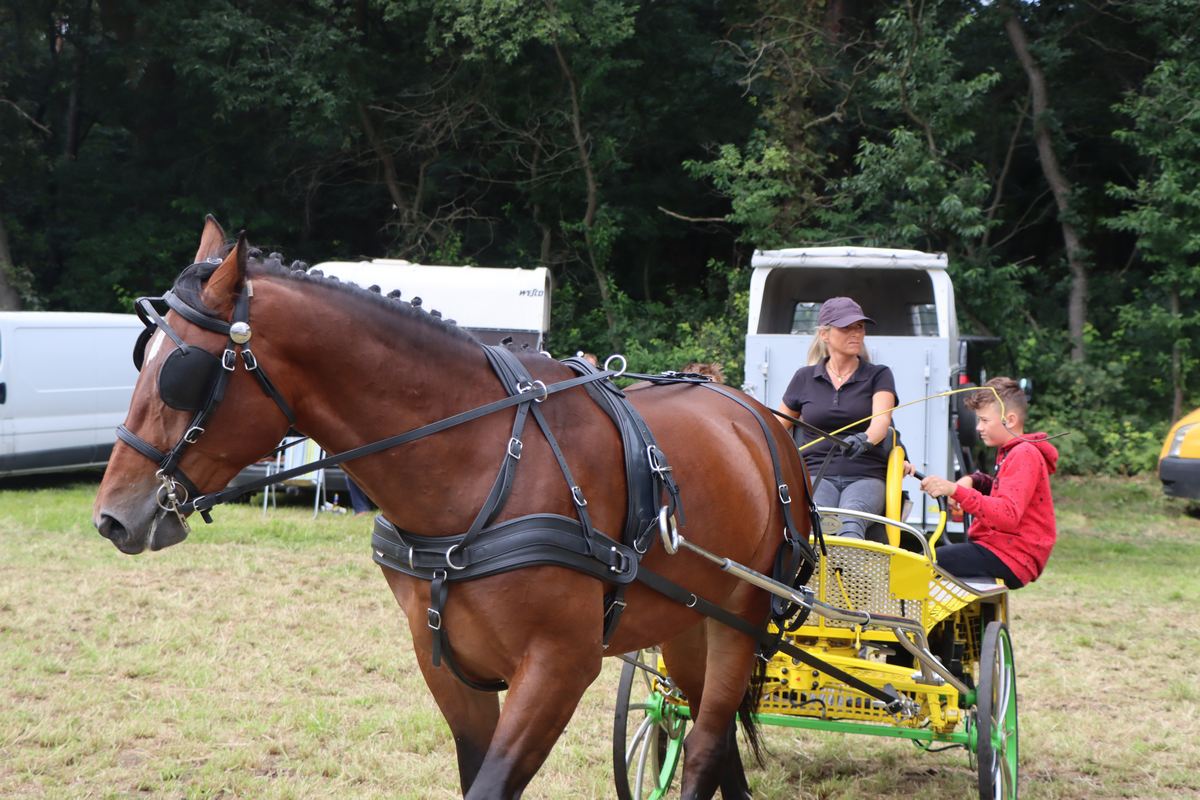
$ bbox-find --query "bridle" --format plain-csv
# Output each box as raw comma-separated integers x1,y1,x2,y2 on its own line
117,261,295,530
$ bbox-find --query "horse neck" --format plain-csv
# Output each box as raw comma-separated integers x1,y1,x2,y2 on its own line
260,275,493,445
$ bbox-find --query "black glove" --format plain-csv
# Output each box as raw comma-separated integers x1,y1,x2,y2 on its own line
842,431,872,459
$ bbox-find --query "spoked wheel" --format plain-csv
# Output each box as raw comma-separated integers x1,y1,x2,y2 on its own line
975,621,1018,800
613,649,687,800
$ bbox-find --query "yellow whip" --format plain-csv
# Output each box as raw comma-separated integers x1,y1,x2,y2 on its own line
792,385,1005,452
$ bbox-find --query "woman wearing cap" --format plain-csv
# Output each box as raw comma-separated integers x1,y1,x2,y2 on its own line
775,297,897,540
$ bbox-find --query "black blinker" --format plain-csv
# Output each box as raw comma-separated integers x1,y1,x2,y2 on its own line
132,326,155,371
159,346,222,411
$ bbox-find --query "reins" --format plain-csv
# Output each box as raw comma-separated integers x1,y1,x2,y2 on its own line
182,366,621,516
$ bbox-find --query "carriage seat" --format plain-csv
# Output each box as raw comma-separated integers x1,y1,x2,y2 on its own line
792,533,1004,639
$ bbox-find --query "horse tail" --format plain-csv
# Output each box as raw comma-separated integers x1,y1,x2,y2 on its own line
737,655,768,766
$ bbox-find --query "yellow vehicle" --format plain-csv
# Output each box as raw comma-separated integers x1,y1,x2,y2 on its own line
1159,407,1200,499
614,453,1017,800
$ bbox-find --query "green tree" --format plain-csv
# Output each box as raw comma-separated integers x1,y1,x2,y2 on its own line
1106,22,1200,421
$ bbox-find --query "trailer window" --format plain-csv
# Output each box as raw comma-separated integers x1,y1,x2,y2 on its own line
760,267,938,336
909,304,938,336
791,303,821,334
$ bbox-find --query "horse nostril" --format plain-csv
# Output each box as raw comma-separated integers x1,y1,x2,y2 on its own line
97,514,127,543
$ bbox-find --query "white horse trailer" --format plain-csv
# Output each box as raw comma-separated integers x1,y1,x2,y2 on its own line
742,246,964,535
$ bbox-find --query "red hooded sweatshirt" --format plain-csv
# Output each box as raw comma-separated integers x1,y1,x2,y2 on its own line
951,433,1059,585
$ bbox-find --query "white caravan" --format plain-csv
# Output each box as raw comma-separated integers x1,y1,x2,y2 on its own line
742,246,964,534
311,260,552,350
0,312,142,478
233,259,553,502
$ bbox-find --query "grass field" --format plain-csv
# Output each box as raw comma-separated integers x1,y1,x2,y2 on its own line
2,473,1198,799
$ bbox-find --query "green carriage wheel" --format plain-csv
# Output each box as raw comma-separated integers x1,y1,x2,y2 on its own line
975,621,1019,800
613,649,687,800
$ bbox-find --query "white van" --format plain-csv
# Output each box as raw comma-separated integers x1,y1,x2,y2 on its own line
0,312,142,478
311,260,552,350
742,246,965,533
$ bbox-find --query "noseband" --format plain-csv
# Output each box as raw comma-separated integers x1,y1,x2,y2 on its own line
117,262,295,529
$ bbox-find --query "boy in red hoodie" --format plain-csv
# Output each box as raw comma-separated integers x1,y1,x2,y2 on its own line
917,377,1058,588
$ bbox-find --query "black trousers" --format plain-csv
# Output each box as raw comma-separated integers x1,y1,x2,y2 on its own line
935,542,1024,589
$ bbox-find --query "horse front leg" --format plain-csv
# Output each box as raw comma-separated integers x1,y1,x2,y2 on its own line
383,569,500,795
465,636,602,799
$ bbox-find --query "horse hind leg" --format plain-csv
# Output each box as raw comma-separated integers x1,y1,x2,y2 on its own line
717,719,752,799
678,621,762,800
720,649,772,799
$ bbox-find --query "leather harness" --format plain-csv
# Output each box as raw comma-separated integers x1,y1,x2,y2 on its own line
372,351,820,692
119,271,906,709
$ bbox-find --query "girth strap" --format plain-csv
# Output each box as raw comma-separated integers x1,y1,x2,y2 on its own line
373,513,639,693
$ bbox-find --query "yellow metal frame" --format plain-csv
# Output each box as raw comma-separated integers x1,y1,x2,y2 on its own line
653,533,1008,735
883,432,906,547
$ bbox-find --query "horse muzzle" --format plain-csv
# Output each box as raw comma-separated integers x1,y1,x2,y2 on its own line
94,506,190,554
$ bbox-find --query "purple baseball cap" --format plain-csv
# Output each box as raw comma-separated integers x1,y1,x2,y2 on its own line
818,296,874,328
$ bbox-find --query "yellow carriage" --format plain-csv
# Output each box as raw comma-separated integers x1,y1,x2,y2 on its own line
613,447,1018,800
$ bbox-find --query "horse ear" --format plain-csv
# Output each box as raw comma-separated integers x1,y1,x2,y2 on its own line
193,214,227,264
200,232,247,316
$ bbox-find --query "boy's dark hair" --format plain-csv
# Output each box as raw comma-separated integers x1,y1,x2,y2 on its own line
966,377,1027,421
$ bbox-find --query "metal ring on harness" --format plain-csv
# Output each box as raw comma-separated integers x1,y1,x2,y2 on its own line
658,506,680,554
603,354,627,378
445,544,468,571
517,380,549,403
154,471,188,511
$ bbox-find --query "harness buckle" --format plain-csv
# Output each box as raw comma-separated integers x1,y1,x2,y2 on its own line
778,483,792,505
608,546,631,575
571,486,588,507
507,437,523,460
221,349,237,371
184,426,205,444
241,347,259,371
426,608,443,631
647,445,672,478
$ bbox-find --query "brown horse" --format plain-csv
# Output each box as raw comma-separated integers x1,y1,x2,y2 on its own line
93,218,812,799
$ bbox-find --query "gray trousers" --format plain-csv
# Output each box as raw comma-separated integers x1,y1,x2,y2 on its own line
812,475,887,540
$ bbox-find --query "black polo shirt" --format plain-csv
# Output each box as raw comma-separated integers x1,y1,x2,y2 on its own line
782,359,898,479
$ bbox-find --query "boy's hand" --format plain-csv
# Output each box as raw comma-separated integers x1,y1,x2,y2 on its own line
920,474,959,499
947,475,973,512
902,460,916,477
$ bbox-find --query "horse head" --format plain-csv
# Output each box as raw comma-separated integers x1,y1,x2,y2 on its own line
93,217,293,553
